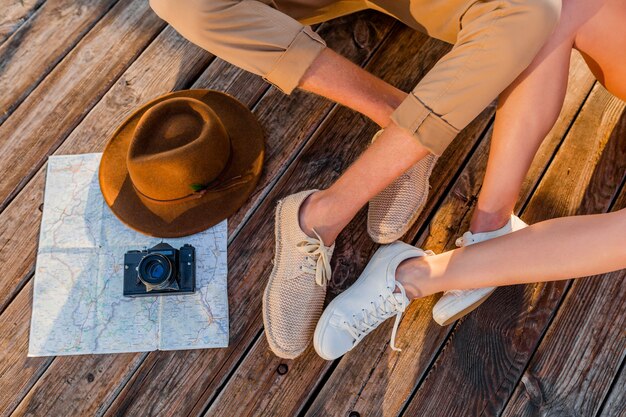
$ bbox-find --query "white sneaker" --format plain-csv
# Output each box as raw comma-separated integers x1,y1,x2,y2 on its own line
432,214,528,326
313,241,430,360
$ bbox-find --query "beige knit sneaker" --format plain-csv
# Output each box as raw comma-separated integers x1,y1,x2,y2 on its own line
368,130,438,244
263,189,335,359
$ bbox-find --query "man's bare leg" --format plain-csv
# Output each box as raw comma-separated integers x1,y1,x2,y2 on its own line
295,49,432,245
299,123,431,245
396,209,626,299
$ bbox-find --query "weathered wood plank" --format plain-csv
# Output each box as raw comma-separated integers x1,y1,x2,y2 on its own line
0,0,165,212
0,283,50,417
597,360,625,417
0,0,45,44
3,12,397,417
302,51,595,417
0,0,119,124
500,270,625,416
401,84,626,417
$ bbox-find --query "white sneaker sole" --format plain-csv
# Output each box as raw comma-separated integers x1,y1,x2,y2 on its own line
432,287,496,326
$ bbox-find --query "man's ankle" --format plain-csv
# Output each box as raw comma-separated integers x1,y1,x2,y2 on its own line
298,190,340,246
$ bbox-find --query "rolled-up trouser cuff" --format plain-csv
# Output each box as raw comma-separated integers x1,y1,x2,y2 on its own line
263,26,326,95
390,93,460,156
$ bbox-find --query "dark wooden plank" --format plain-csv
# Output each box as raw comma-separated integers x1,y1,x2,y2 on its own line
0,0,45,44
597,360,625,417
4,12,397,417
401,83,626,417
303,52,594,417
0,0,165,213
0,284,50,417
0,0,119,124
500,270,625,416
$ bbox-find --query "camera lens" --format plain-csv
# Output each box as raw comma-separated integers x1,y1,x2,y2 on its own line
138,253,173,289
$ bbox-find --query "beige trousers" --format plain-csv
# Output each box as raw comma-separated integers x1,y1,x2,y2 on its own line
150,0,560,155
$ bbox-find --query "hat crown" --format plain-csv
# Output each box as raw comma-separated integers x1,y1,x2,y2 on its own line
127,97,231,201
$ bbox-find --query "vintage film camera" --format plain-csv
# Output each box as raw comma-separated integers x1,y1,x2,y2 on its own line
123,242,195,297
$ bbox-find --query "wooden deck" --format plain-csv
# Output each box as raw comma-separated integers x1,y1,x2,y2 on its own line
1,2,625,416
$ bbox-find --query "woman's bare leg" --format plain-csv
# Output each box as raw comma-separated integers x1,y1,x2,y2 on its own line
396,209,626,299
469,5,582,233
393,0,626,299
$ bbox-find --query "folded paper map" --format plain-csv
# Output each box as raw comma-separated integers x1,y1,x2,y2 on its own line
29,153,228,356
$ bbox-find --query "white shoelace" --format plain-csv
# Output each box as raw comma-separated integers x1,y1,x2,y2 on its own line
341,281,408,352
296,229,332,287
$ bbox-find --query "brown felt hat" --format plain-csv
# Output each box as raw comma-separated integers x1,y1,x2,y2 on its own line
99,90,264,237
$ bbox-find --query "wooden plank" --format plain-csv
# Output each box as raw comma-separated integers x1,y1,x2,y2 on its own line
0,24,216,416
0,0,45,44
597,361,625,417
499,106,626,417
0,283,50,417
401,84,626,416
3,12,397,417
0,0,165,213
302,51,595,417
500,270,625,416
0,0,119,124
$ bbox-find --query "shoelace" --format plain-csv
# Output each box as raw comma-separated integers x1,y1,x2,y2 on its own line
342,281,408,352
296,229,332,287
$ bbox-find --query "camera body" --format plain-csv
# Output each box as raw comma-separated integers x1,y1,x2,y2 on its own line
123,242,195,297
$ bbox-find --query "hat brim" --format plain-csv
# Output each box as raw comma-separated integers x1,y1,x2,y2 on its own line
99,90,265,238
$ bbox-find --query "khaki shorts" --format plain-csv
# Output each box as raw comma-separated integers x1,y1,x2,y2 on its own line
151,0,561,154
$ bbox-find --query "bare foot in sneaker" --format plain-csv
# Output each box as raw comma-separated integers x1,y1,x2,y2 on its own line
431,214,528,325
